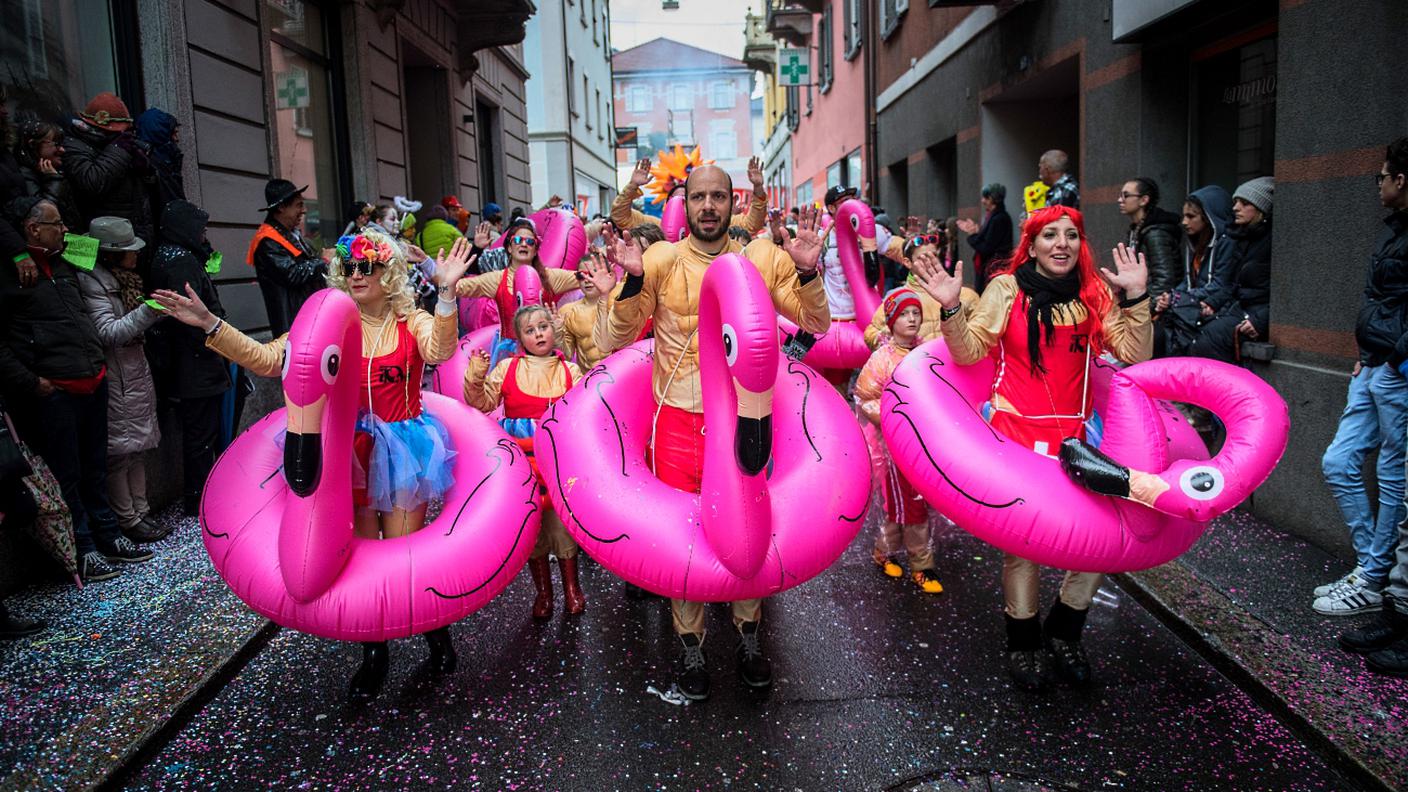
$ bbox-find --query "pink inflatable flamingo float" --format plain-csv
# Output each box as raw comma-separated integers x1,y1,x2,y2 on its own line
536,253,871,599
459,207,587,332
659,194,687,242
780,199,882,370
430,265,548,399
201,290,541,640
880,340,1289,573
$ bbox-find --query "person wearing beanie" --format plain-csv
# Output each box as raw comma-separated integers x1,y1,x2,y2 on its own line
863,233,979,349
1183,176,1273,364
65,92,154,250
854,287,943,594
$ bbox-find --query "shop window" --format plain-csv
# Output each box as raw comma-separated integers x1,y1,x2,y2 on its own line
847,149,863,190
1193,34,1277,190
796,180,813,210
1,0,139,122
266,0,343,248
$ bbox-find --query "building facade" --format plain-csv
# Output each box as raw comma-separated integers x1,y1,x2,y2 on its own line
524,0,617,218
3,0,535,335
743,0,1408,556
612,38,757,211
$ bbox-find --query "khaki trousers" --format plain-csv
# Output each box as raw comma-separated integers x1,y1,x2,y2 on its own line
106,451,150,529
1002,553,1103,619
874,521,934,570
670,598,763,638
530,509,579,560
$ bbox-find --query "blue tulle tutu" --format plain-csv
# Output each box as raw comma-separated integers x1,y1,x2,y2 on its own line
355,412,456,512
499,417,537,440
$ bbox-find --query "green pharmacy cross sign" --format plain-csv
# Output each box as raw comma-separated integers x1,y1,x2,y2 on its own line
275,68,310,110
778,48,809,87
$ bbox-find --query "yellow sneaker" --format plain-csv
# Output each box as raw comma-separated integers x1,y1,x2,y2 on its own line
874,554,904,578
911,568,944,594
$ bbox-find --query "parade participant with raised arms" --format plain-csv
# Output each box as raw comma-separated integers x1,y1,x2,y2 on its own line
613,149,769,235
908,205,1151,692
593,164,830,701
465,304,587,620
153,229,477,698
453,217,579,366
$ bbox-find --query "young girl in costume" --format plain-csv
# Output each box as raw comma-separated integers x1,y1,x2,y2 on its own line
152,229,475,698
454,218,580,366
854,287,943,594
910,205,1151,692
464,304,587,620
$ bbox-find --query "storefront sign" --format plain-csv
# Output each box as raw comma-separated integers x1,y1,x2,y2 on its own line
778,49,810,87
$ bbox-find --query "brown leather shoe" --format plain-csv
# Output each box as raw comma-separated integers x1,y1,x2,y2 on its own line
559,556,586,616
528,557,553,620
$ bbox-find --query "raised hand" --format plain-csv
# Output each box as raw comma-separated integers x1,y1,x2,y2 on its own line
784,204,823,273
630,158,652,189
581,250,617,295
956,218,979,235
910,249,964,310
747,156,765,195
733,192,749,217
548,302,566,340
404,243,427,263
604,226,644,277
151,283,217,330
767,208,788,245
473,221,493,248
1103,243,1148,298
435,236,477,288
468,348,491,377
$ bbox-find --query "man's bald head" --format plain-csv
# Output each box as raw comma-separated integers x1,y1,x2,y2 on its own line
684,165,734,243
1038,150,1070,184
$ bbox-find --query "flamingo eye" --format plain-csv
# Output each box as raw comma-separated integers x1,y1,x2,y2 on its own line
1179,466,1224,501
320,344,342,385
721,323,739,366
515,291,525,308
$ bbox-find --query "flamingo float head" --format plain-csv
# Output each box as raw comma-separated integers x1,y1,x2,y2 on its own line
660,194,688,243
512,260,546,309
697,253,780,579
278,288,361,602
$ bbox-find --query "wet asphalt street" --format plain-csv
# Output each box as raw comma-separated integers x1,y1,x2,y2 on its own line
113,510,1361,792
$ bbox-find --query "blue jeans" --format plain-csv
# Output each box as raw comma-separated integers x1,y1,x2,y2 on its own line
1322,364,1408,585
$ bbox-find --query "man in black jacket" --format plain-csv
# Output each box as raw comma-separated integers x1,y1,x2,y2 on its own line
147,200,231,515
63,93,154,248
1118,177,1184,303
0,197,153,582
246,178,325,336
1336,138,1408,676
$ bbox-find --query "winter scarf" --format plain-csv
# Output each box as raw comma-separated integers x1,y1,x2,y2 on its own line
1013,261,1082,374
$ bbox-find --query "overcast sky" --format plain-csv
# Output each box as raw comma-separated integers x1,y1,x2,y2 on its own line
608,0,760,59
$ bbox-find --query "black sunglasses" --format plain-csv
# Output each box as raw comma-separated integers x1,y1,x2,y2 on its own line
343,259,385,277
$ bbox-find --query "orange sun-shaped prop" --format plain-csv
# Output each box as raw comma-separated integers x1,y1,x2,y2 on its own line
645,145,712,204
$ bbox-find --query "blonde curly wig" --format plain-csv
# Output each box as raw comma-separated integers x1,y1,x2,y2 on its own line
323,227,418,317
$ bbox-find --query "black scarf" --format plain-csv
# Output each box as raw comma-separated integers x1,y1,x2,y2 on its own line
1013,262,1082,374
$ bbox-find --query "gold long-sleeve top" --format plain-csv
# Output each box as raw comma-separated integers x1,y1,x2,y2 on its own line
464,353,585,414
595,237,830,412
558,290,617,371
863,283,980,350
204,305,458,377
940,273,1153,413
453,264,580,303
610,183,768,234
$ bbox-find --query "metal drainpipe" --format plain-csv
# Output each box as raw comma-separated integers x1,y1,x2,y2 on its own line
863,0,878,204
560,1,578,208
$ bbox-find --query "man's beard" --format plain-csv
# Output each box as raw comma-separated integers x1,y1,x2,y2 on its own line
687,213,727,243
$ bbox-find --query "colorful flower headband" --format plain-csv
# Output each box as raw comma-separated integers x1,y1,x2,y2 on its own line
336,234,396,264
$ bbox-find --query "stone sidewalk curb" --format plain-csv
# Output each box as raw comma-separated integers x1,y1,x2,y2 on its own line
89,620,280,792
1116,563,1394,792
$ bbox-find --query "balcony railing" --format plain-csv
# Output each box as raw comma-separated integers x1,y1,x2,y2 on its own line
765,1,813,48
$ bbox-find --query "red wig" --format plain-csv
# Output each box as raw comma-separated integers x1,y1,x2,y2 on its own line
996,205,1112,354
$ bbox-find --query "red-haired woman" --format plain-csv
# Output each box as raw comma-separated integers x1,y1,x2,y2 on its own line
910,205,1151,692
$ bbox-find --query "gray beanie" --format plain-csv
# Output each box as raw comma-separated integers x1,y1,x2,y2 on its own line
1234,176,1274,217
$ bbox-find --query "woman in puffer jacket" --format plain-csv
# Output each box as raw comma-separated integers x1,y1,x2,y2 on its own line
78,216,168,542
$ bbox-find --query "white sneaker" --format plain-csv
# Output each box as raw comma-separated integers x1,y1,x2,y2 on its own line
1313,578,1383,616
1314,567,1365,598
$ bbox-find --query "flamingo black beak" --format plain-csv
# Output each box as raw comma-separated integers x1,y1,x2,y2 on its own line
284,432,321,497
734,382,774,477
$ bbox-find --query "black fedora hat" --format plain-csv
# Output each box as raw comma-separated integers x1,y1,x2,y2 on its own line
260,178,308,212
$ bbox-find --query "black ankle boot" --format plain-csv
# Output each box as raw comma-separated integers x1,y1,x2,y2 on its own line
1044,599,1093,686
349,641,389,699
1004,614,1047,692
735,621,772,688
1341,595,1408,654
1059,438,1130,497
424,627,457,674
